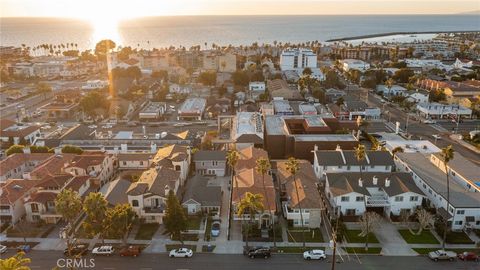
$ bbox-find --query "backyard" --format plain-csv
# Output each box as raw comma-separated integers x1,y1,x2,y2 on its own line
344,230,379,243
398,230,439,244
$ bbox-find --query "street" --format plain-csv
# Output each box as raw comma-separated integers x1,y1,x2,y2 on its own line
4,250,479,270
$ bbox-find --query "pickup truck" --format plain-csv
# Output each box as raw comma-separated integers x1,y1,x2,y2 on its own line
428,250,457,261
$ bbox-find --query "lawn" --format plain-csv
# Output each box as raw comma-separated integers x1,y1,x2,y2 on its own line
344,230,379,243
413,248,480,255
474,229,480,238
276,246,323,253
173,233,199,241
398,230,439,244
344,247,382,254
165,244,196,252
288,228,324,243
135,223,160,240
6,224,52,238
446,231,474,244
187,215,203,230
204,217,213,241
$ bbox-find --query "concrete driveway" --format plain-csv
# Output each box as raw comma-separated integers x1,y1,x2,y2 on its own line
375,219,417,256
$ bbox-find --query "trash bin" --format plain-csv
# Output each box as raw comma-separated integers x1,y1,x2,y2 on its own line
207,244,213,252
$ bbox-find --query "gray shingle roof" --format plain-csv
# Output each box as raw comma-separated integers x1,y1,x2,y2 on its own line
193,151,226,161
315,150,395,166
182,175,222,207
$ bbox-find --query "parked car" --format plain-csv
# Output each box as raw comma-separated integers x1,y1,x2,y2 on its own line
423,119,436,124
243,247,271,259
16,245,31,253
64,244,88,257
428,250,457,261
432,134,441,140
303,249,326,260
0,245,7,254
119,246,141,257
457,252,478,261
92,246,114,256
211,221,221,237
169,248,193,258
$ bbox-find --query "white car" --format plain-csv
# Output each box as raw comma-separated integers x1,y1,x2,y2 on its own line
0,244,7,254
92,246,114,256
303,249,326,260
169,248,193,258
423,119,436,124
432,134,441,140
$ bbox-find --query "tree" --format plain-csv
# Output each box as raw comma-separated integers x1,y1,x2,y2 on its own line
197,71,217,86
414,209,435,235
440,145,454,249
286,157,306,248
391,146,404,161
79,90,109,117
0,252,31,270
358,211,381,251
36,82,52,97
255,157,276,247
151,70,168,80
302,67,312,76
6,145,24,156
55,189,82,256
385,78,395,98
95,39,116,61
164,190,188,243
232,70,250,86
82,192,108,244
104,204,136,245
392,68,414,83
237,192,264,248
61,145,83,154
354,144,366,179
30,145,50,153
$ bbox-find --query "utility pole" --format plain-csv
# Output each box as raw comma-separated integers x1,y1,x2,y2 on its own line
331,231,337,270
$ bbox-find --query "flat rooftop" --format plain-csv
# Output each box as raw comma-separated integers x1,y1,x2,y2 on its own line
294,134,357,142
178,98,206,114
235,112,263,137
141,102,166,114
114,131,134,139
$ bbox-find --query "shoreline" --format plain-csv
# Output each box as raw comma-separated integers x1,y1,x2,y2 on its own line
326,30,480,42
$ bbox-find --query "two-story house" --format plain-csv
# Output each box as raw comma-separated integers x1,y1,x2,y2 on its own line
193,150,226,176
325,172,425,219
151,145,190,186
127,167,180,223
0,179,38,225
64,153,115,186
118,153,153,170
0,153,52,183
275,160,323,228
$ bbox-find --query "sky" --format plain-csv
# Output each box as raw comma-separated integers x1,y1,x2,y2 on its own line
1,0,479,18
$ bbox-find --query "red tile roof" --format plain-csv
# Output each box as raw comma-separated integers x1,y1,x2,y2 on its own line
30,154,75,180
0,179,38,204
0,153,53,176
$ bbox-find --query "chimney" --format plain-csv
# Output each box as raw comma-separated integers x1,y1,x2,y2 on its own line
150,143,157,153
335,145,341,151
385,178,390,187
23,146,31,154
54,147,61,154
314,144,318,152
373,175,378,185
120,144,127,153
358,178,363,187
164,185,170,196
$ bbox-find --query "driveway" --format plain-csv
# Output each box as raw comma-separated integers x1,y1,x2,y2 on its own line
374,219,417,256
208,175,231,243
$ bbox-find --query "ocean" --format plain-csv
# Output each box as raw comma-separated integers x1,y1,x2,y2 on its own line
0,15,479,51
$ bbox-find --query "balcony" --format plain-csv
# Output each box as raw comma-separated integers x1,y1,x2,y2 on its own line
366,187,390,207
142,206,164,214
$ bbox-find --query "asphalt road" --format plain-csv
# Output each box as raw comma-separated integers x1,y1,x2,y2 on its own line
4,250,479,270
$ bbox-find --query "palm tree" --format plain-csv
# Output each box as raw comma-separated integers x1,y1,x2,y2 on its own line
440,145,454,249
391,146,404,171
285,157,306,248
237,192,265,248
354,145,366,180
255,157,276,246
226,149,239,240
385,78,395,98
0,252,31,270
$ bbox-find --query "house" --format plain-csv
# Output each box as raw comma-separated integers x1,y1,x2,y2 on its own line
231,112,264,150
395,152,480,230
64,153,116,186
376,85,407,97
0,153,53,183
177,98,207,121
232,147,276,228
341,59,370,72
193,150,226,176
267,79,303,100
152,144,190,185
182,175,222,215
127,167,180,223
28,154,76,181
406,92,429,104
416,103,472,119
0,179,38,225
325,88,346,103
280,48,317,71
118,153,153,170
343,101,381,120
313,147,394,180
0,119,41,145
138,102,167,120
325,172,425,218
275,160,323,228
25,174,93,223
248,81,266,100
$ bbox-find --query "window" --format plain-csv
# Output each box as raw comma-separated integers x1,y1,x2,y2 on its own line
304,210,310,213
323,166,327,170
410,196,418,202
140,161,144,165
123,161,127,165
448,206,454,213
304,221,309,225
132,200,139,207
361,166,365,170
345,209,356,216
456,210,465,215
338,166,343,169
347,166,351,170
385,165,390,170
370,165,374,169
454,220,463,225
356,196,364,202
395,196,404,202
422,184,426,189
341,196,349,202
31,204,39,213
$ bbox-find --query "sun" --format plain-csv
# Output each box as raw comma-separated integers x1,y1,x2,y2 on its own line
89,14,122,45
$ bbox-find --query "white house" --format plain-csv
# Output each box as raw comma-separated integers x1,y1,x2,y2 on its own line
325,172,425,218
152,144,190,185
0,119,41,145
313,147,394,180
395,152,480,230
0,179,37,225
248,81,266,100
118,153,153,170
193,150,226,177
0,153,52,183
64,153,116,186
406,92,429,104
376,85,407,96
280,48,317,71
169,84,192,95
341,59,371,72
416,103,472,119
81,80,109,90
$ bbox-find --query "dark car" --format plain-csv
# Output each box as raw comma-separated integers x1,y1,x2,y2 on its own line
458,252,479,261
16,245,31,253
119,246,141,257
243,247,271,259
64,244,88,257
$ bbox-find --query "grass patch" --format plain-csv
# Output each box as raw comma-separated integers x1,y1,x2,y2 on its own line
398,230,439,244
344,247,382,254
165,244,196,252
187,215,203,230
202,245,216,252
173,233,199,241
474,229,480,238
446,231,474,244
288,228,324,243
413,248,480,255
6,225,49,238
204,217,213,241
345,230,379,243
135,223,160,240
277,246,322,253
